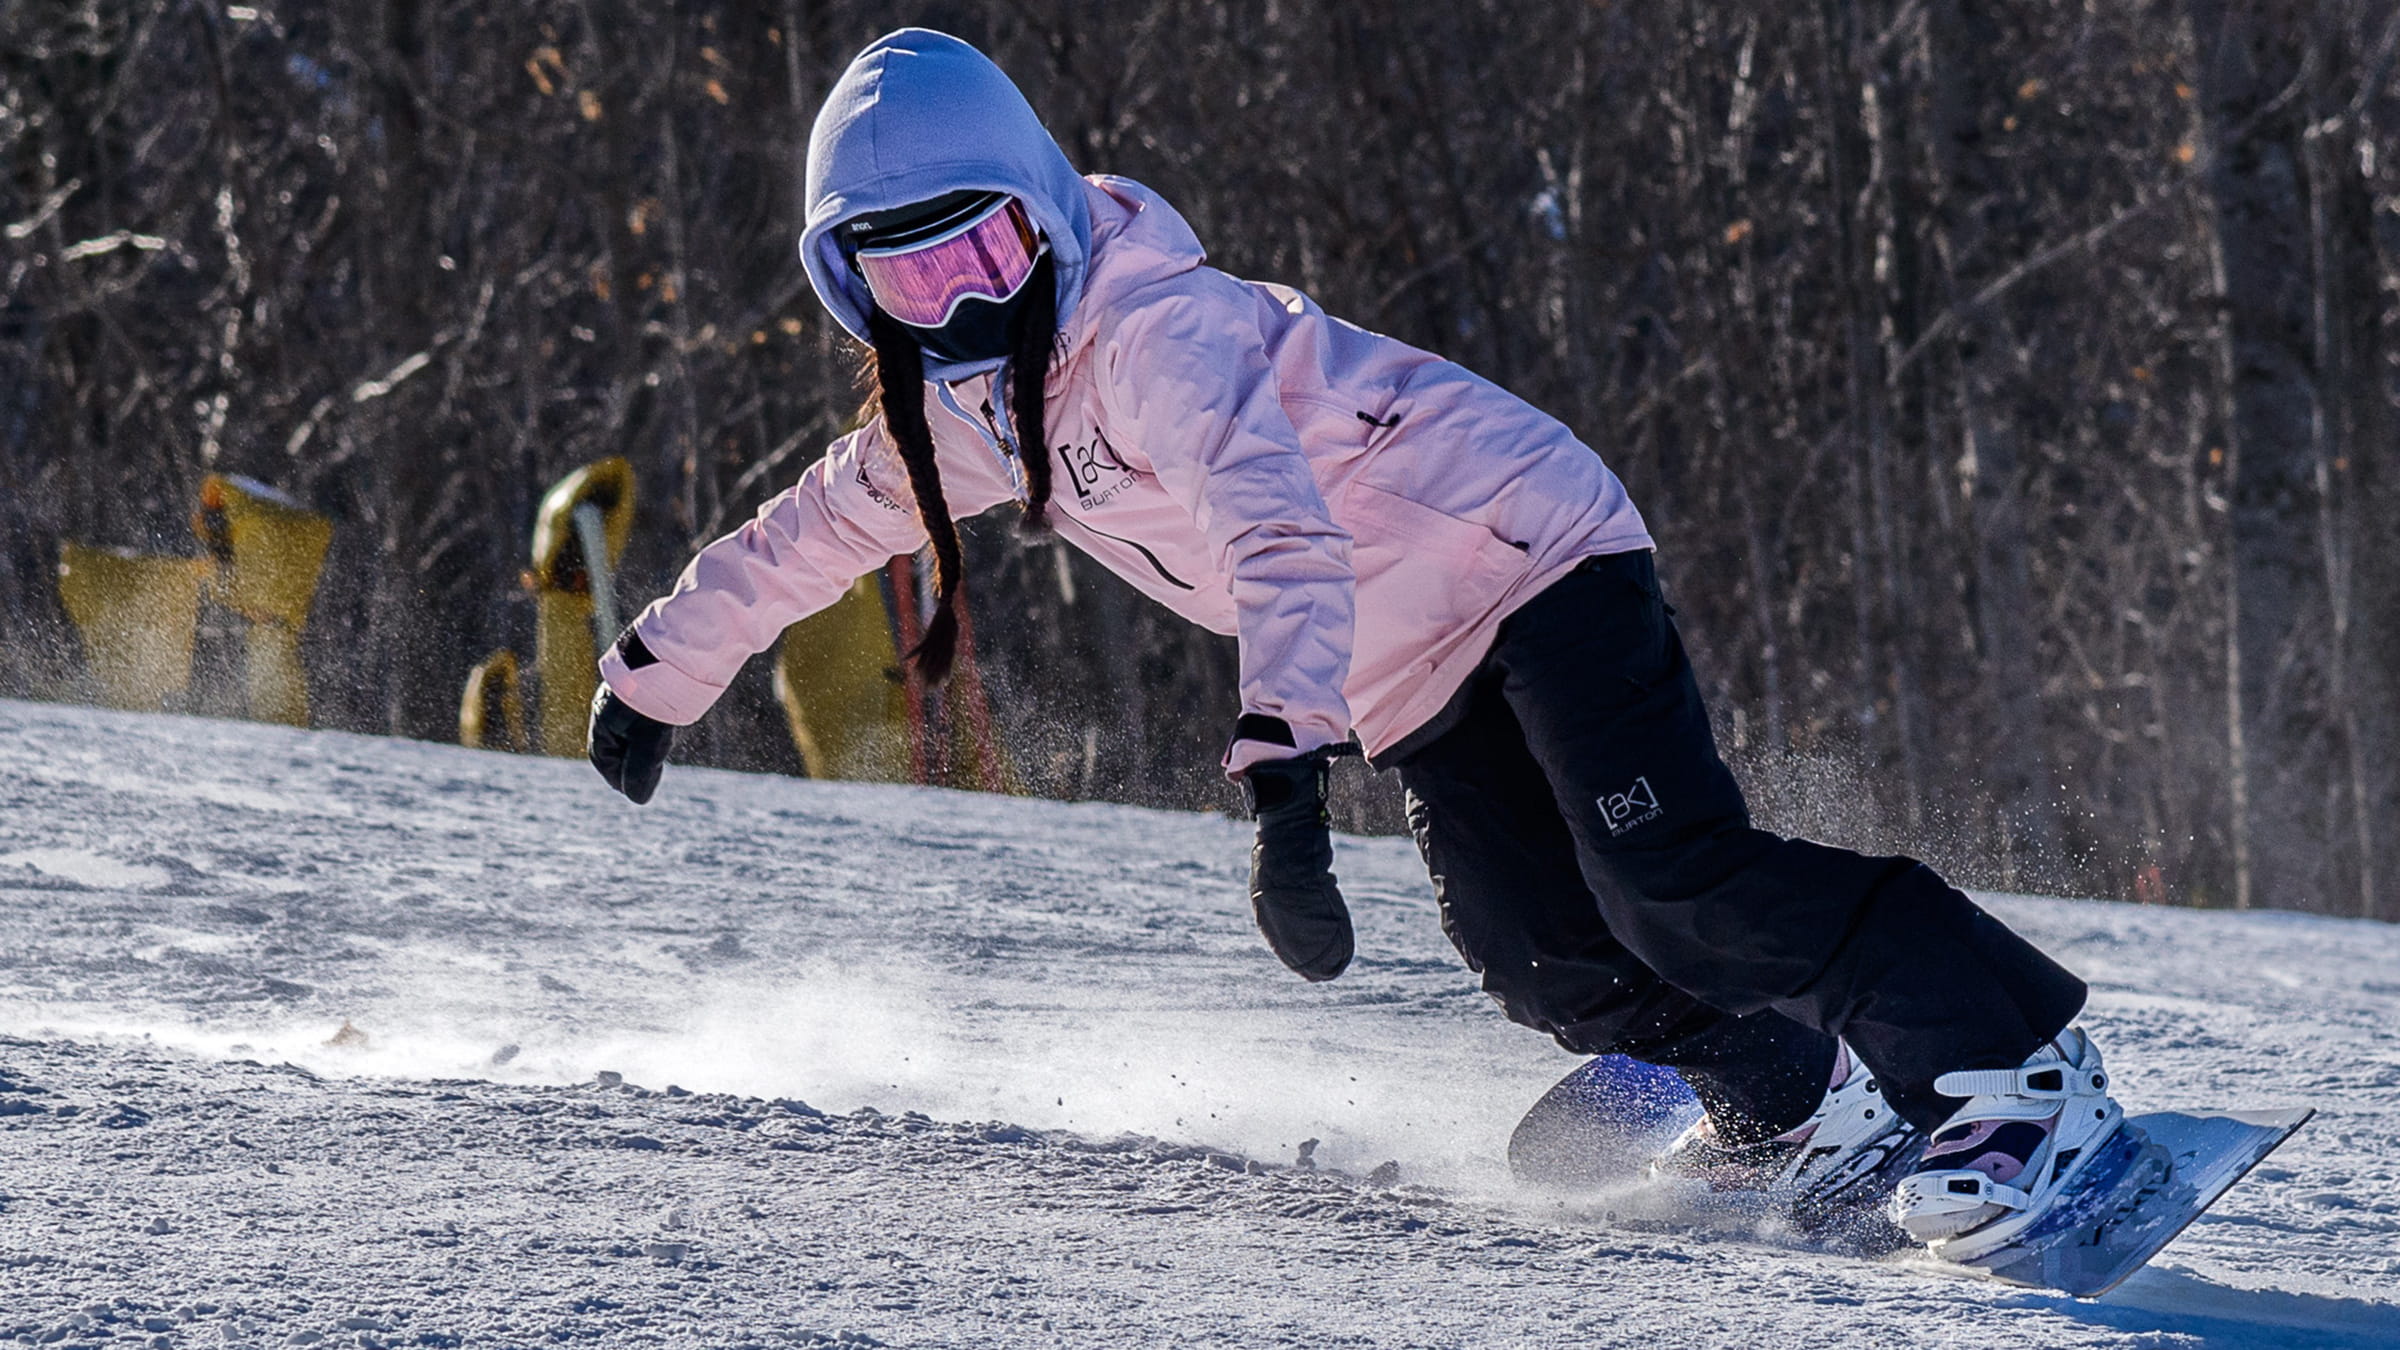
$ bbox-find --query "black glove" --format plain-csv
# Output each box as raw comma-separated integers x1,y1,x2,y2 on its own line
588,631,676,803
1240,737,1360,982
588,686,673,803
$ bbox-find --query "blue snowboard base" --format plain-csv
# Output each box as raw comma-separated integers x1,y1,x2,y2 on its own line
1507,1054,1913,1253
1507,1054,1702,1192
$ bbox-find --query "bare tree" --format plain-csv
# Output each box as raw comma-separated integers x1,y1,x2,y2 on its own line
5,0,2395,915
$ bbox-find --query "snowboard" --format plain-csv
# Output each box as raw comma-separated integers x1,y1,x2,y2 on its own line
1508,1055,2312,1298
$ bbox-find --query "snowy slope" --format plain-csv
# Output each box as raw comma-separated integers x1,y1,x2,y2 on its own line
0,697,2394,1348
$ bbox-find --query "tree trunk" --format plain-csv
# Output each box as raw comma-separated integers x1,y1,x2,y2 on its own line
2186,0,2327,910
1926,0,2066,882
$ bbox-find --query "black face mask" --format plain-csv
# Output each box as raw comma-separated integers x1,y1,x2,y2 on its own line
905,287,1029,366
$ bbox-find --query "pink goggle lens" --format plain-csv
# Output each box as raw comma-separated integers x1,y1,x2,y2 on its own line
855,198,1042,329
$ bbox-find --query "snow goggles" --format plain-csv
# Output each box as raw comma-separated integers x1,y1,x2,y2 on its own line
852,195,1044,329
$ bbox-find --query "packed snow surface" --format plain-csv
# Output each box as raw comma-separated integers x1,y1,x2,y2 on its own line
1,698,2395,1348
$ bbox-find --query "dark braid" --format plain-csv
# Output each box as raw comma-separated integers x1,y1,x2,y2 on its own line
1007,252,1057,526
854,255,1060,684
865,306,964,686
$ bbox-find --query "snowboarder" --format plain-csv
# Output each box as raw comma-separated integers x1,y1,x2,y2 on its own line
585,28,2124,1258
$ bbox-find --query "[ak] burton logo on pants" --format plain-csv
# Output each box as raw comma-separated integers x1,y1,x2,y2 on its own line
1598,777,1662,835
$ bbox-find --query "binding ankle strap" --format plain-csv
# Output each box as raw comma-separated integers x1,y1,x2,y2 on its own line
1933,1062,2106,1100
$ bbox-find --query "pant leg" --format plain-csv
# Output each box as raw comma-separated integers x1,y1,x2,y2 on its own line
1489,551,2088,1131
1395,665,1839,1144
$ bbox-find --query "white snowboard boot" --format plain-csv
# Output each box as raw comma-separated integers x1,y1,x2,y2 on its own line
1889,1027,2127,1259
1653,1043,1923,1227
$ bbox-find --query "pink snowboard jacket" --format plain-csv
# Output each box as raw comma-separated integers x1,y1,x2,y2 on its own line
603,176,1653,765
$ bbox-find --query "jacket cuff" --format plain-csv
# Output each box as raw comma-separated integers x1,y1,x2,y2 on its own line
598,640,724,727
1221,715,1342,778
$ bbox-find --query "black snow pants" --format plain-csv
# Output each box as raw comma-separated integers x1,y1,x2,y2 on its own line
1386,550,2086,1141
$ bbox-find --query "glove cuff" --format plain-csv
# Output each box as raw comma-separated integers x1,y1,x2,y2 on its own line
1240,758,1317,815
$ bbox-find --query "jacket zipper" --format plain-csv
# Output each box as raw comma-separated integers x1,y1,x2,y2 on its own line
933,377,1027,503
